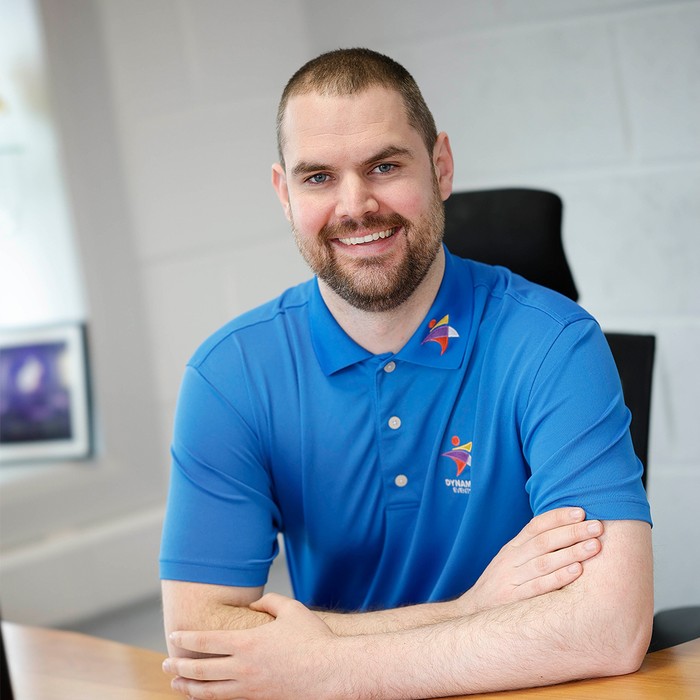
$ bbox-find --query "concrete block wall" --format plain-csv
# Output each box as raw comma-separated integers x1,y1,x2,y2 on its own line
96,0,313,441
11,0,693,623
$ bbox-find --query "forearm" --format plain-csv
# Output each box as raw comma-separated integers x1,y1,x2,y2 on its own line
317,598,462,636
332,522,653,699
335,585,648,698
320,507,604,637
162,580,273,657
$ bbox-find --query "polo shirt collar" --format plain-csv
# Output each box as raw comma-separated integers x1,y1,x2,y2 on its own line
309,246,473,375
396,246,472,370
309,279,373,375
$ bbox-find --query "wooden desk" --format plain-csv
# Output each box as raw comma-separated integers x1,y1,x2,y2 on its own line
3,622,178,699
451,637,700,700
3,621,699,699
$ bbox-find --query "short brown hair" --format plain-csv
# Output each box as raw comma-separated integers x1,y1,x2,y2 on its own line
276,48,438,167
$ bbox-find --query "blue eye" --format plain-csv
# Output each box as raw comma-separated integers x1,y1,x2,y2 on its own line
374,163,395,174
307,173,329,184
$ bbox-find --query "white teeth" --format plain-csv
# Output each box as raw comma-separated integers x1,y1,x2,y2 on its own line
338,228,395,246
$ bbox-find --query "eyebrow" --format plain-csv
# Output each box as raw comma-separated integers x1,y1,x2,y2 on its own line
290,145,415,178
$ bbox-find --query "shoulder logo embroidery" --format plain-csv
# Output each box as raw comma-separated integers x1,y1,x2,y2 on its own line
441,436,472,494
421,315,459,355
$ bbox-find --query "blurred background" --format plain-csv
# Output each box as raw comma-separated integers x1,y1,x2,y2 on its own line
1,0,698,653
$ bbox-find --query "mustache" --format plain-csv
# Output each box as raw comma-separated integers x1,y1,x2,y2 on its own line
320,213,410,241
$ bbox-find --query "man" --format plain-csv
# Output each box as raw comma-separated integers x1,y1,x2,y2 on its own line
160,48,652,699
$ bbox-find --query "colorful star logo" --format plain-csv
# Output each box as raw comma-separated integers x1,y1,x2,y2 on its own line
441,436,472,476
421,315,459,355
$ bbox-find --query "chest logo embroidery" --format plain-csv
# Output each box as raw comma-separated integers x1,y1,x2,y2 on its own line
421,315,459,355
441,436,472,494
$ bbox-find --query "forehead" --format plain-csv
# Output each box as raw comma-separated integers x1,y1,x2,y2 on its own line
281,87,421,164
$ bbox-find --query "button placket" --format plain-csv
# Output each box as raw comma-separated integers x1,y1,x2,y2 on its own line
375,357,418,503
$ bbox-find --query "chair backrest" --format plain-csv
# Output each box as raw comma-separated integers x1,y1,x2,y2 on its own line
443,188,579,301
604,333,655,488
443,187,654,487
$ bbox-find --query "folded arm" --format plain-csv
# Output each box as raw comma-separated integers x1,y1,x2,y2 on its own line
163,514,652,699
162,506,601,649
326,519,653,698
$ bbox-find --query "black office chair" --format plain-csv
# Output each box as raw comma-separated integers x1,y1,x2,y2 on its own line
604,333,655,491
443,188,579,301
443,187,700,651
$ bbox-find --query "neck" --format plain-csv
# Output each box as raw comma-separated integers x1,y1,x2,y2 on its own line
319,248,446,355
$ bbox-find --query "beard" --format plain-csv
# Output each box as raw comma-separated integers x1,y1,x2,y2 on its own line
292,184,445,313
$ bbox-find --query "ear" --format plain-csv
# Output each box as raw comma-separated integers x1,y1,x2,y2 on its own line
432,132,454,202
271,163,292,221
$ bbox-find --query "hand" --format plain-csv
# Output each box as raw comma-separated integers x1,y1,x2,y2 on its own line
459,507,603,615
163,593,341,700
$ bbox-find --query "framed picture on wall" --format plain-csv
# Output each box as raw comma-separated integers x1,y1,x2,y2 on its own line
0,323,92,464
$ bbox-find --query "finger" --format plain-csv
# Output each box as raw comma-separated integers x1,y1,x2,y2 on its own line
249,591,291,616
518,537,602,584
169,630,236,656
163,655,235,682
171,676,243,700
512,561,585,600
526,519,603,563
512,508,586,546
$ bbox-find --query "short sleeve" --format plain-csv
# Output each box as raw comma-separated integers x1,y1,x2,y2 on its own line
159,364,282,586
522,319,652,524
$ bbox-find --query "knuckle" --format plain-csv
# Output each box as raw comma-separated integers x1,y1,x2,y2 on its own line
530,575,549,595
191,661,206,680
534,554,551,575
534,530,553,553
573,522,588,540
194,632,214,654
553,566,572,584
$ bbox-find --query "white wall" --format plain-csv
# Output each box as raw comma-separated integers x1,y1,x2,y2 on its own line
2,0,697,625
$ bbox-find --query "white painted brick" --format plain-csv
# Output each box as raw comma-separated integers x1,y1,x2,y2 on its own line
405,23,627,177
98,0,192,118
220,236,312,318
555,168,700,318
647,467,700,611
141,254,229,403
122,97,284,261
304,0,668,51
183,0,308,102
646,323,700,467
616,4,700,159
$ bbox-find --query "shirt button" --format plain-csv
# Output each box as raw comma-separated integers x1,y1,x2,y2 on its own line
394,474,408,487
383,361,396,373
388,416,402,430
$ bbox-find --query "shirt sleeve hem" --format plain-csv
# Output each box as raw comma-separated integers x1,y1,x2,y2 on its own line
159,560,270,587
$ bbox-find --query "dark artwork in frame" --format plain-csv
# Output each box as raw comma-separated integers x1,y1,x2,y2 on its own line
0,323,92,464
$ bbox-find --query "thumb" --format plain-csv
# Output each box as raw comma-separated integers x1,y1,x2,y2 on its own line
250,592,294,617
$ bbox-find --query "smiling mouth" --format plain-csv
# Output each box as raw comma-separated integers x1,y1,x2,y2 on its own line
337,228,397,246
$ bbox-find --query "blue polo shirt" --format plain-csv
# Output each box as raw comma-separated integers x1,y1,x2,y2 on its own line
160,248,651,611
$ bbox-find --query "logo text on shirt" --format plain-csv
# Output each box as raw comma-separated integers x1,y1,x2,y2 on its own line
441,436,472,494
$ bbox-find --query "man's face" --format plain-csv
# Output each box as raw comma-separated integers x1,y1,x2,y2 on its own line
272,87,453,312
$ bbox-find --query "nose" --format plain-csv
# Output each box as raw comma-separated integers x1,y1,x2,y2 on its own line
334,175,379,220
